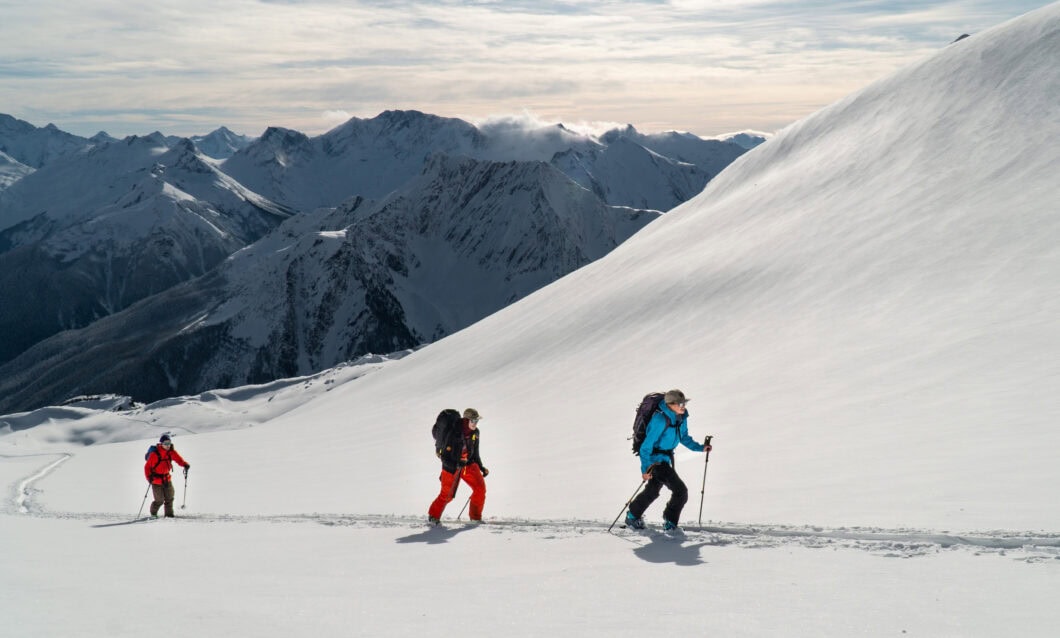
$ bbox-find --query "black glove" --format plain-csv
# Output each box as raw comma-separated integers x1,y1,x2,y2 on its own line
481,467,490,477
183,465,190,477
457,460,468,469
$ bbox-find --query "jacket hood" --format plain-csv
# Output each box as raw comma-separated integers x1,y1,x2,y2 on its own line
659,401,688,423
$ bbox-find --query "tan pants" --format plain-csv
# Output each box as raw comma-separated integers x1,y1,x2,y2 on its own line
150,482,176,517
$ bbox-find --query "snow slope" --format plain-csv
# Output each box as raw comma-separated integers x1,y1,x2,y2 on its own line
2,4,1059,637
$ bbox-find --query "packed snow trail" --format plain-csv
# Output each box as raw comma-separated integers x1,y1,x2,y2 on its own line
3,452,70,514
4,451,1058,564
17,508,1060,564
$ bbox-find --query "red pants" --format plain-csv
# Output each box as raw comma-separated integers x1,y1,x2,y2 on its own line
428,464,486,520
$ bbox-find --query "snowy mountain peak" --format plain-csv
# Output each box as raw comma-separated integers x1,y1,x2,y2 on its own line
0,112,92,169
0,113,35,136
89,131,118,145
599,124,638,143
182,126,255,159
159,138,215,174
373,109,476,132
259,126,310,148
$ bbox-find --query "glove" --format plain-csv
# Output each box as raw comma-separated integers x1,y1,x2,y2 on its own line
183,465,190,477
704,444,712,452
481,467,490,477
457,460,468,469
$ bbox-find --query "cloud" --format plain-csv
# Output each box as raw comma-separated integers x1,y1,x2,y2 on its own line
0,0,1044,137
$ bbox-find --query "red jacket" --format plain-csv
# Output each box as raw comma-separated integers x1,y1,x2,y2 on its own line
145,446,188,484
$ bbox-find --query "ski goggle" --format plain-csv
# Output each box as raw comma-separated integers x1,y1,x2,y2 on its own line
160,441,172,447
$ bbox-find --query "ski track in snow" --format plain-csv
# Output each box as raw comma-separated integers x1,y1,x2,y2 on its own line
6,452,1059,564
4,452,71,514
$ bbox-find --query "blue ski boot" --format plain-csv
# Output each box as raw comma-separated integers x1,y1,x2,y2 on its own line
625,511,646,530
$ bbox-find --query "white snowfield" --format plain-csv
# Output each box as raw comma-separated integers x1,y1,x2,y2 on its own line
3,4,1060,637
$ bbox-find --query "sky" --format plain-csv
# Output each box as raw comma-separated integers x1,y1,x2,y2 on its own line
1,5,1058,635
0,0,1048,139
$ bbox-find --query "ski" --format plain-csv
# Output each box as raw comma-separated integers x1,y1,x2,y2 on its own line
90,516,158,529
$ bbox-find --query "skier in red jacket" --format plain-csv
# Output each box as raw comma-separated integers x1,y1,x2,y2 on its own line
144,433,190,518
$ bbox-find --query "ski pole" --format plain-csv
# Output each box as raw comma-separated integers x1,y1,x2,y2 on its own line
181,467,189,510
136,484,151,518
697,435,713,528
608,475,649,533
456,495,471,520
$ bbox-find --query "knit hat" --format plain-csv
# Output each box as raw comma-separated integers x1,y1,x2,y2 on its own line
663,389,689,405
159,433,172,444
463,408,481,421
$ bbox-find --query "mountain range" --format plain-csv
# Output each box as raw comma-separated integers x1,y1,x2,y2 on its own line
0,153,656,408
0,110,757,411
220,110,748,212
0,135,291,364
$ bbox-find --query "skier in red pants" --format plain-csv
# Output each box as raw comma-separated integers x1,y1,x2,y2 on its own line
428,408,488,524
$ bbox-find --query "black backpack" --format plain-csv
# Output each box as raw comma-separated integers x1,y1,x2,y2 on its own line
432,409,461,453
630,392,674,455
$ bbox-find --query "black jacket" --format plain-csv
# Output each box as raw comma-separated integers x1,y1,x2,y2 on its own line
437,419,484,473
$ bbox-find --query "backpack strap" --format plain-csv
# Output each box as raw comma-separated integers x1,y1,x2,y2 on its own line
649,410,679,457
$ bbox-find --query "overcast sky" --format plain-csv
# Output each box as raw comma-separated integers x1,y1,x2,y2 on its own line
0,0,1048,139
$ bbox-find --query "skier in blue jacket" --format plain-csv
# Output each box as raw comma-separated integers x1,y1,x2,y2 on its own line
626,389,711,531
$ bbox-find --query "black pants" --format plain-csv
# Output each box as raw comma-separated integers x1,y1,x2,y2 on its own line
629,463,688,524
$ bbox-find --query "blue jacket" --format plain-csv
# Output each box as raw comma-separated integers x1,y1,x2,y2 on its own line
639,402,704,474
